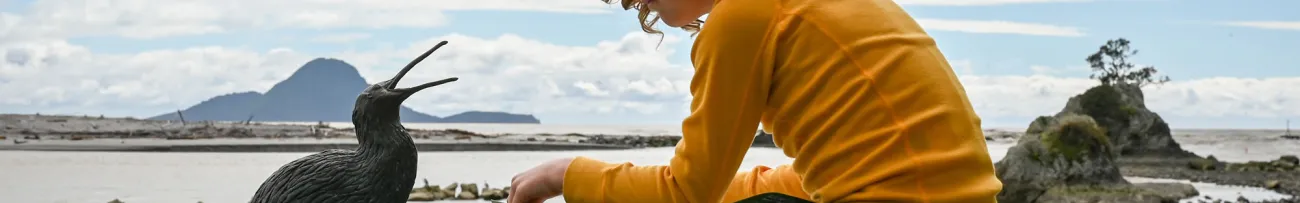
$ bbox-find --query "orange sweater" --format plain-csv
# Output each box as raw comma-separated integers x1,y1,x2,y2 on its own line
562,0,1003,202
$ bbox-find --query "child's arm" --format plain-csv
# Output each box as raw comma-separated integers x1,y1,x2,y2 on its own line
721,165,812,203
559,1,781,202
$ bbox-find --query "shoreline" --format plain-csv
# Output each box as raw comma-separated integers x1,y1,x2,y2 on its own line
1,113,691,151
0,139,637,152
1118,154,1300,201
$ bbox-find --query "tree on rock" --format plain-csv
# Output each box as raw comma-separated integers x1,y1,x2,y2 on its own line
1086,38,1171,87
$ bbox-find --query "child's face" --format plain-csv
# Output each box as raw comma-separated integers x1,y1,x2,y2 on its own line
646,0,713,28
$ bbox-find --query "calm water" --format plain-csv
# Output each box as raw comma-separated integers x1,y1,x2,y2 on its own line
0,148,796,203
1,124,1295,203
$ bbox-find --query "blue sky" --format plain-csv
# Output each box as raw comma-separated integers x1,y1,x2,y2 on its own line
59,0,1300,78
1,0,1297,129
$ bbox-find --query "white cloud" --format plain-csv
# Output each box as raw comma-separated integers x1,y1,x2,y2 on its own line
0,0,1100,42
0,39,312,115
917,19,1087,37
3,31,1298,124
0,31,694,118
1220,21,1300,31
961,75,1300,119
0,0,610,40
2,0,1295,128
897,0,1092,6
346,32,694,116
309,33,373,43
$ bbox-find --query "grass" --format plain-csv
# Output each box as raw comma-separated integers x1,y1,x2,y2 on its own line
1039,114,1112,162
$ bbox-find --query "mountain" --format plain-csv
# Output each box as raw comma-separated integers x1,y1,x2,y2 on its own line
150,58,540,124
151,91,263,121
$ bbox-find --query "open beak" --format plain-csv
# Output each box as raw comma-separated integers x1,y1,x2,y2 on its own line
387,40,459,94
398,77,457,94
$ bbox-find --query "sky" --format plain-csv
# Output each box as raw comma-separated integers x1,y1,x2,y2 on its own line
0,0,1297,129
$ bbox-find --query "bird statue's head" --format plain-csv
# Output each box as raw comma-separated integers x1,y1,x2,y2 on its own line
352,41,458,122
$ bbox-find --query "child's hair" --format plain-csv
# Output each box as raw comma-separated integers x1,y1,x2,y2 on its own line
602,0,705,35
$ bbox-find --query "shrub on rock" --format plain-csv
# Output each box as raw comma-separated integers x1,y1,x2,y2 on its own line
1078,85,1130,126
1039,115,1112,163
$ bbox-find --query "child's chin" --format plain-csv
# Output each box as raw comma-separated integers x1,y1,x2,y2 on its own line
661,18,691,28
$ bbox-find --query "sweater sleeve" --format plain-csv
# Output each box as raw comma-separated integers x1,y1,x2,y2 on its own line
720,164,812,203
560,2,779,203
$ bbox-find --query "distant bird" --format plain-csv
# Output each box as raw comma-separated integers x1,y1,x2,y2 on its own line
249,41,459,203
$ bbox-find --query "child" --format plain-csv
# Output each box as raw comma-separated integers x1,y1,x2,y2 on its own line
508,0,1003,202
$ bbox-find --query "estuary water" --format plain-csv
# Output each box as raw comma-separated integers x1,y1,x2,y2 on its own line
1,124,1295,203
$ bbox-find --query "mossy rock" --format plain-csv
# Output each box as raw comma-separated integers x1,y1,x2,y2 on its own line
1027,116,1056,134
481,188,508,200
1120,105,1138,116
1047,185,1145,195
1279,155,1299,165
1039,114,1112,162
459,183,479,196
1225,161,1281,172
1187,158,1217,171
1035,185,1165,203
457,191,477,200
1271,159,1297,171
409,180,448,201
1265,180,1281,189
445,182,459,191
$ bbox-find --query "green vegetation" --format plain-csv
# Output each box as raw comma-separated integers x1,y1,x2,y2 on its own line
1187,157,1217,170
1027,116,1055,134
1086,38,1171,87
1078,85,1130,125
1040,114,1112,162
1120,105,1138,116
1027,145,1044,163
1045,185,1147,196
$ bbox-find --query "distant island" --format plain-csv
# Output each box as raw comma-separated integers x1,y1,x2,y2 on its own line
149,58,540,124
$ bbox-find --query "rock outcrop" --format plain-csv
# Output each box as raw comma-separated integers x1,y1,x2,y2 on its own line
1046,84,1195,157
408,180,509,202
752,130,776,148
995,114,1197,203
1189,155,1300,172
457,183,480,200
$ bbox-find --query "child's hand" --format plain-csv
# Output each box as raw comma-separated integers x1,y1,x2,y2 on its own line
508,157,573,203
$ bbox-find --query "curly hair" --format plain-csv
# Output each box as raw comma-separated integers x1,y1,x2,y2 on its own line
602,0,705,35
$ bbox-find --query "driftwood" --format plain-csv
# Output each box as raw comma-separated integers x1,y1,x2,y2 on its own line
176,110,187,126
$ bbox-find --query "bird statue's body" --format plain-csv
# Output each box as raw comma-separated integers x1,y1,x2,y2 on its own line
249,41,459,203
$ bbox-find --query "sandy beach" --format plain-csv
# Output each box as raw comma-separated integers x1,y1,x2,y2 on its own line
3,113,1298,202
0,114,683,152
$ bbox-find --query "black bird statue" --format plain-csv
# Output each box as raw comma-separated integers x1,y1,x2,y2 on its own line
249,41,459,203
